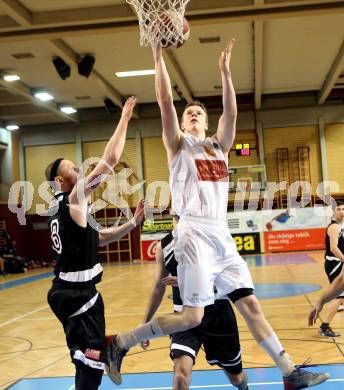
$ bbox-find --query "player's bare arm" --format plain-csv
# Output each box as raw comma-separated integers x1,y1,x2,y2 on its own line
98,199,145,247
68,96,137,226
216,38,238,154
328,224,344,262
152,44,183,162
309,267,344,326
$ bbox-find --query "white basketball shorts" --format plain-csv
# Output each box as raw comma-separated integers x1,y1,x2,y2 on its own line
174,215,254,307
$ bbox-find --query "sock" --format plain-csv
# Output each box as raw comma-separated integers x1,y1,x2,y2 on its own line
260,333,295,376
321,322,329,330
118,318,165,350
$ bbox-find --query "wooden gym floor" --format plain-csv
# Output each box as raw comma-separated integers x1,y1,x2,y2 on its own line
1,251,344,389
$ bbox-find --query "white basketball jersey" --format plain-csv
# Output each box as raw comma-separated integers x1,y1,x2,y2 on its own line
169,134,229,220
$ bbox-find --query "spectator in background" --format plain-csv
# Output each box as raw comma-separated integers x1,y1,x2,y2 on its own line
0,230,27,274
0,253,5,276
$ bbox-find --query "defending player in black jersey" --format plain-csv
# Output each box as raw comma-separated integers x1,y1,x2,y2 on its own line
318,201,344,337
45,97,144,390
309,202,344,330
140,228,248,390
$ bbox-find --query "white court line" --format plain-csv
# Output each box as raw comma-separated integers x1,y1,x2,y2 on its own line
0,304,49,328
261,303,309,308
0,272,130,328
67,384,75,390
22,312,172,321
19,303,313,321
113,378,344,389
101,271,130,286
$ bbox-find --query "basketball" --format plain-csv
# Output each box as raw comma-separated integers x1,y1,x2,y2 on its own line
151,11,190,48
266,222,273,230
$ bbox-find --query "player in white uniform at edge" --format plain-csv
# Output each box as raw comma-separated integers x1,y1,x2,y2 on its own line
106,39,329,390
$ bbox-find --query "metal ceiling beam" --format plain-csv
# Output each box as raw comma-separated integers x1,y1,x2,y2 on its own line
0,104,52,117
33,5,134,28
49,39,130,114
0,92,31,106
254,21,264,109
0,79,78,122
318,40,344,104
0,15,18,30
164,51,193,103
50,39,123,108
0,1,343,40
0,0,76,123
0,0,31,27
254,0,264,110
0,0,136,118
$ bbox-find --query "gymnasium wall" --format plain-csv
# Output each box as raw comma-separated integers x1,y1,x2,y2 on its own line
263,125,322,193
2,103,344,214
82,138,140,207
325,123,344,193
25,143,77,213
0,103,343,261
11,132,20,183
0,129,12,188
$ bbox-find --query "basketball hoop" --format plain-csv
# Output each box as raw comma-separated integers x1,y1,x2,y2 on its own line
126,0,191,47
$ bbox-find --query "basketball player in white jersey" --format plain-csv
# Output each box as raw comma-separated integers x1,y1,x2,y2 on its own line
106,40,329,389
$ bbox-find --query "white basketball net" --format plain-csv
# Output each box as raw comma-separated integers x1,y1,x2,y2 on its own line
126,0,191,47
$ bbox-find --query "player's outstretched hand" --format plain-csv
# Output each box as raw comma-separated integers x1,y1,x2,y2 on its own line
308,300,324,326
161,276,178,287
219,38,236,73
141,340,150,350
133,199,145,226
121,96,137,120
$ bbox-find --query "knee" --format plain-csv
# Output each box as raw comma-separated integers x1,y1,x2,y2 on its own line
228,373,242,386
174,367,191,390
227,371,247,389
238,295,262,316
182,311,203,329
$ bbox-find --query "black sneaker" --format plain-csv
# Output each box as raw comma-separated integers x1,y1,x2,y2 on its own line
283,366,330,389
105,335,128,385
319,326,341,337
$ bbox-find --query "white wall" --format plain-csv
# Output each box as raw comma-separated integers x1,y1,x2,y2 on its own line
2,102,344,182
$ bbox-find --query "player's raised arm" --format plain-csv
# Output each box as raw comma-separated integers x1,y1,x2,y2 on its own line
68,97,137,217
152,44,182,161
216,39,238,154
98,199,145,247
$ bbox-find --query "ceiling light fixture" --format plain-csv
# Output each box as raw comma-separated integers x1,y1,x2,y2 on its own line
115,69,156,78
3,74,20,82
34,91,54,101
6,124,19,131
60,106,77,114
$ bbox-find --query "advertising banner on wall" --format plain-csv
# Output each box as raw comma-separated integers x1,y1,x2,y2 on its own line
141,207,331,259
141,217,173,260
231,232,261,255
227,211,263,255
262,208,329,252
227,211,263,234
